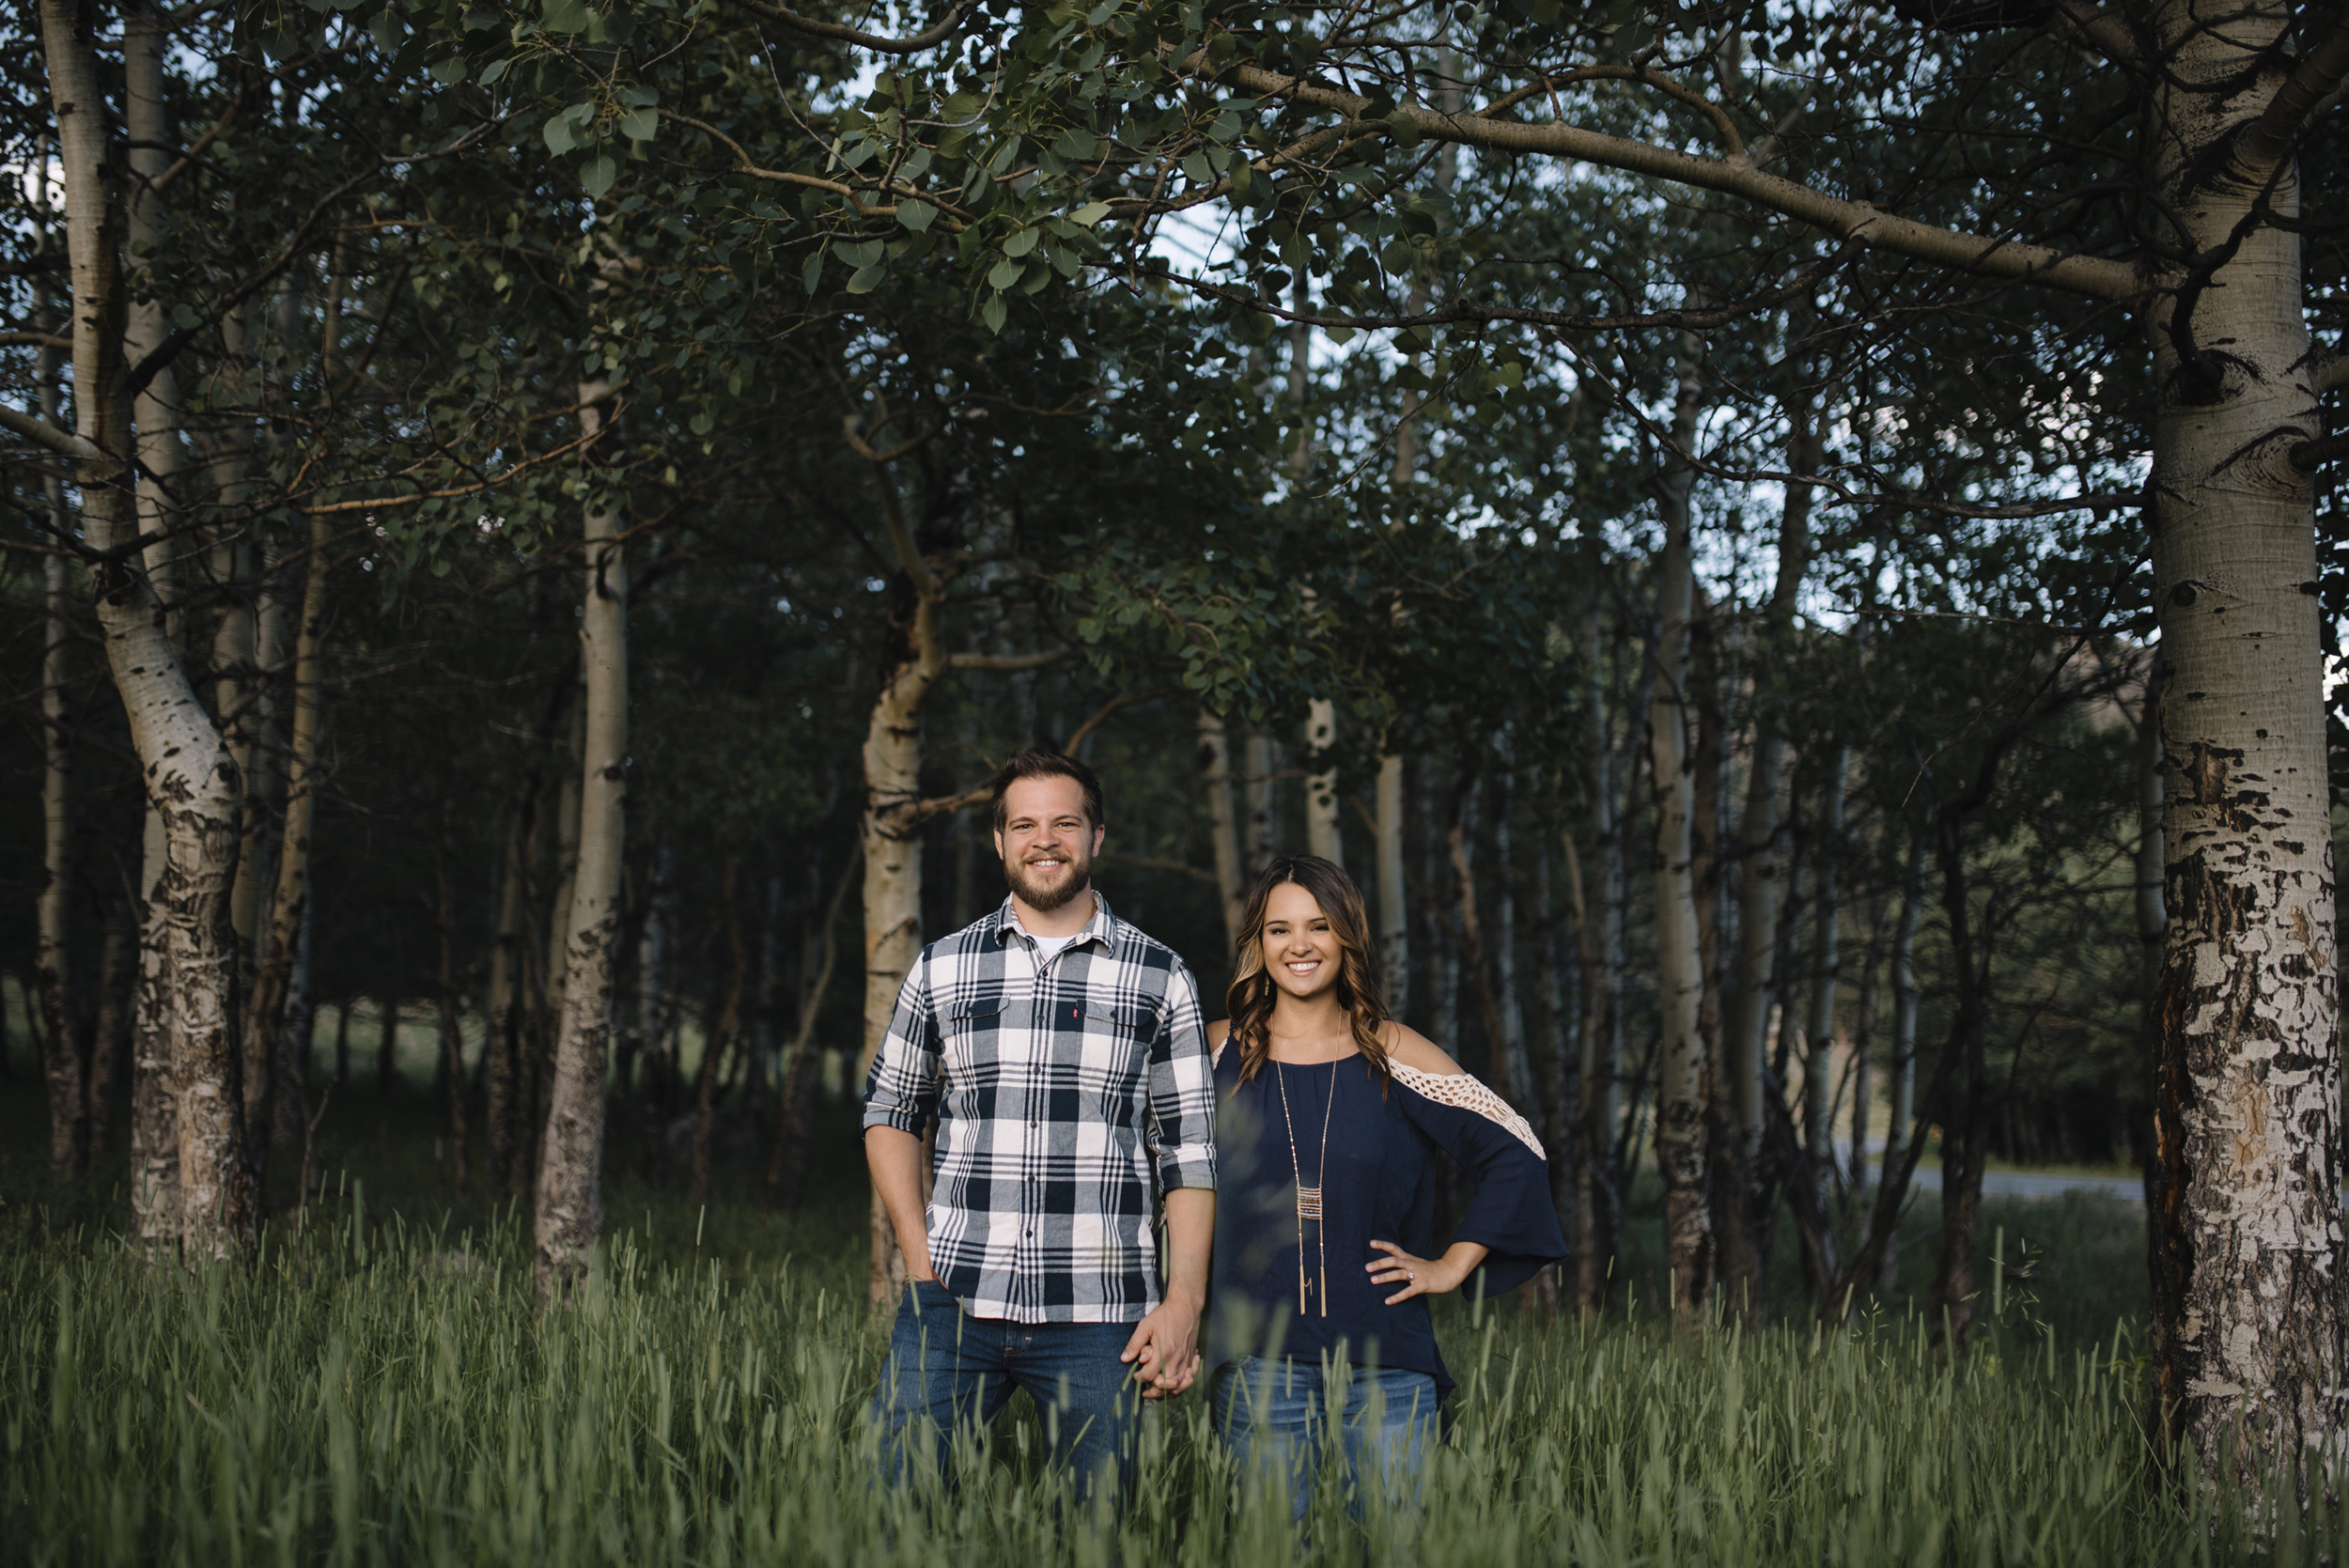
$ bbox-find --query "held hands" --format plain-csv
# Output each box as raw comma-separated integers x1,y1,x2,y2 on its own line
1120,1292,1205,1400
1367,1239,1474,1305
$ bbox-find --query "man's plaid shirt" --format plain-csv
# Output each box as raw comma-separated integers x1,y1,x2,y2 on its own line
862,893,1217,1324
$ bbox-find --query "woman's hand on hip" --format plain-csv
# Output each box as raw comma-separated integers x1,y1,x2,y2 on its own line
1367,1239,1490,1305
1367,1239,1461,1304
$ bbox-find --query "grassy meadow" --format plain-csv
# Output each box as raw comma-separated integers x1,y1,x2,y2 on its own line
0,1057,2315,1565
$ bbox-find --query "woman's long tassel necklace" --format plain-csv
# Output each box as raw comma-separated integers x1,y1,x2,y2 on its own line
1275,1060,1340,1317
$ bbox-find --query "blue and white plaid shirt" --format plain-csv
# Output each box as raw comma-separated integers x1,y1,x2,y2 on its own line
862,893,1218,1323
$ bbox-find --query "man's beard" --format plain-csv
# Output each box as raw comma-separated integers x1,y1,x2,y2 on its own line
1004,846,1093,912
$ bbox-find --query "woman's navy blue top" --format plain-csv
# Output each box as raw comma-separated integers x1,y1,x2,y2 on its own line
1206,1044,1568,1398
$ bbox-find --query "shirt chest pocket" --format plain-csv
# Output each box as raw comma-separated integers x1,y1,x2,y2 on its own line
941,1004,1002,1073
1051,1001,1155,1099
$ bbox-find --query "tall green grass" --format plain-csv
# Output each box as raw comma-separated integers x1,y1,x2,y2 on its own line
0,1080,2305,1566
0,1185,2317,1567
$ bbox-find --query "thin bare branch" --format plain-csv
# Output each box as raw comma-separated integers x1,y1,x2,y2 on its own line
950,647,1069,672
735,0,977,55
1064,685,1178,755
1206,59,2145,303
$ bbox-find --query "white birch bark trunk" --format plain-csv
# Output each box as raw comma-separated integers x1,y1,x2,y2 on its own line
1197,711,1247,945
1647,355,1711,1316
1244,729,1276,870
534,383,628,1302
1304,699,1343,866
43,0,252,1258
539,688,585,1075
2143,1,2345,1482
245,512,328,1154
129,805,177,1254
2136,661,2168,1001
36,314,85,1180
1724,409,1813,1172
230,550,286,1085
860,469,948,1309
117,9,181,1239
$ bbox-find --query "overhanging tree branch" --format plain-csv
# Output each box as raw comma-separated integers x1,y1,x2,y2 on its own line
736,0,976,55
950,647,1068,671
1207,59,2145,303
2238,3,2349,177
0,401,100,460
912,784,992,820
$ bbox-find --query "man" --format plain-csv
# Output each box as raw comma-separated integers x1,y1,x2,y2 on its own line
863,747,1217,1497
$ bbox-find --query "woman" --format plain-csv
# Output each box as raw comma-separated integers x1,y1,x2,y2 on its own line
1204,853,1567,1523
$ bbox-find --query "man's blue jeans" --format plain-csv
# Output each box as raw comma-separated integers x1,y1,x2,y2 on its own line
1211,1355,1439,1524
872,1279,1141,1498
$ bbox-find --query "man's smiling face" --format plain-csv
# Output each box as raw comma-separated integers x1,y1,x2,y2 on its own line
995,774,1102,912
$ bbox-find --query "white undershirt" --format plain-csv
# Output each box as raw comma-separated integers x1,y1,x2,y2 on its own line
1027,930,1083,970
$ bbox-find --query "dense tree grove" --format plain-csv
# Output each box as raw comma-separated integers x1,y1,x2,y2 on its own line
5,0,2347,1498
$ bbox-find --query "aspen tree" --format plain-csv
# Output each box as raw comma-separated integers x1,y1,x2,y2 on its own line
1575,579,1626,1314
534,381,628,1300
1196,711,1246,944
1303,699,1342,865
33,207,84,1181
244,255,345,1157
1242,729,1275,869
1646,347,1713,1316
33,0,253,1257
853,448,948,1308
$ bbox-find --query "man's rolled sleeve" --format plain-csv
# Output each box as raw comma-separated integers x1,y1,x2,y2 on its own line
861,960,940,1137
1144,961,1218,1192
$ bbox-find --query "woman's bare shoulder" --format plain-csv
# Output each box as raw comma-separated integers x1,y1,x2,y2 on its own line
1208,1018,1231,1064
1377,1020,1464,1077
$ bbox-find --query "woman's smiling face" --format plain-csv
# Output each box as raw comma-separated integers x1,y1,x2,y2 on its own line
1260,880,1344,1002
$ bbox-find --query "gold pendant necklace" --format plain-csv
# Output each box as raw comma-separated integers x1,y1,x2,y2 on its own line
1274,1059,1340,1317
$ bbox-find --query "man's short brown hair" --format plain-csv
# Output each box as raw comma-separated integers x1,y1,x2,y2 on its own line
989,748,1105,833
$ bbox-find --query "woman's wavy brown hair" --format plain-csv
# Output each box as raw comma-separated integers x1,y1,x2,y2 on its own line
1225,854,1392,1090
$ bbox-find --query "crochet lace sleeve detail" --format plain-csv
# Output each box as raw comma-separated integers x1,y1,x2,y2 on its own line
1390,1062,1546,1159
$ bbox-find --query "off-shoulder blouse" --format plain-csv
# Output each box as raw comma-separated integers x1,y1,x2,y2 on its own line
1205,1042,1569,1398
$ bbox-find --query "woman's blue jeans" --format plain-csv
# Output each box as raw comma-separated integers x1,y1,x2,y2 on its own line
1210,1355,1439,1524
871,1279,1140,1499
